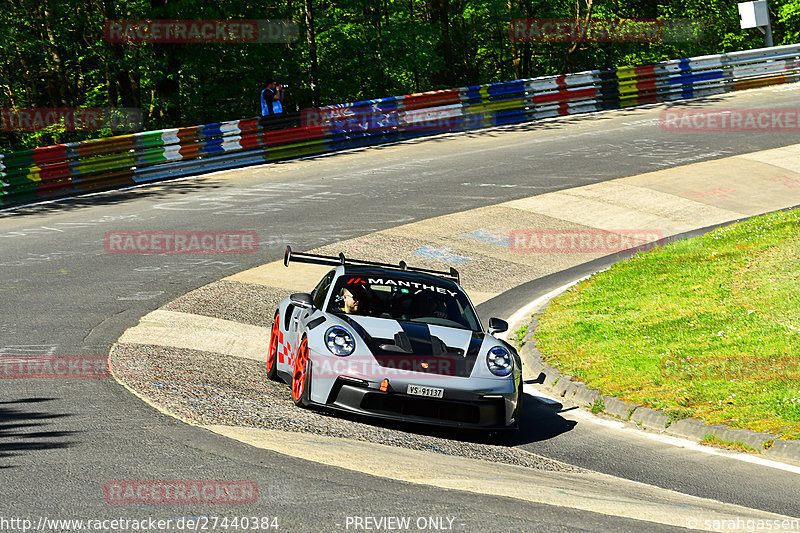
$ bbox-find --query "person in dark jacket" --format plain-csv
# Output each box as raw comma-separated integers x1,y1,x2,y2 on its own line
260,79,284,116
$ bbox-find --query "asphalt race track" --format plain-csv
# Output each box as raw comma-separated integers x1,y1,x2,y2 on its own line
2,85,800,531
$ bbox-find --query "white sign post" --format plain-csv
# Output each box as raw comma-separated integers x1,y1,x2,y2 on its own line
738,0,774,47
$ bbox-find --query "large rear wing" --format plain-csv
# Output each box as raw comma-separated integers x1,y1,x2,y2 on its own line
283,246,460,284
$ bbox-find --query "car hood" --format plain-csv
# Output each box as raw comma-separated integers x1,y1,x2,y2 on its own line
337,314,488,377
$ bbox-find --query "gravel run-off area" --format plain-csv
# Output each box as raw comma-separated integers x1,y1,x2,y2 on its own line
112,278,582,473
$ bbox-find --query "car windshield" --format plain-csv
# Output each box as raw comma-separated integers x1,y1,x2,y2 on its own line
327,275,481,331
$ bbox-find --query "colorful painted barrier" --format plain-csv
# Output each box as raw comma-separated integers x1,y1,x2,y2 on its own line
2,44,799,209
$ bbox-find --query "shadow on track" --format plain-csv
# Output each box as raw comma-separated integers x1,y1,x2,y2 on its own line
514,379,578,444
0,397,78,469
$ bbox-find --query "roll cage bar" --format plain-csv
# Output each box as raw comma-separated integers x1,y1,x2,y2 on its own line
283,246,460,284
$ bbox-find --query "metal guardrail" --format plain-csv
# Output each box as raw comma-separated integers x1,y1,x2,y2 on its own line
2,44,799,209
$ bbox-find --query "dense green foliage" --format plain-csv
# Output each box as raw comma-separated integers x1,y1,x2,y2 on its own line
1,0,797,151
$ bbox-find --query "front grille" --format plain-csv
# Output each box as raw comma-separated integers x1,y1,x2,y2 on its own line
361,393,484,424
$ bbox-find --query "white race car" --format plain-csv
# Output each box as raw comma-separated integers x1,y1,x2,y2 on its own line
266,247,523,430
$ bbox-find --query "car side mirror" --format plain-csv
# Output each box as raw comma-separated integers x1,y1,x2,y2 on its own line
488,317,508,335
290,293,314,309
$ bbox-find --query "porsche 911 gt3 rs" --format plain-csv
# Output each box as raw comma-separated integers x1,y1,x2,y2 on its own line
266,247,523,430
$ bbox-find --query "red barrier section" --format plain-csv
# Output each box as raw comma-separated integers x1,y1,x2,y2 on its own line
635,65,658,104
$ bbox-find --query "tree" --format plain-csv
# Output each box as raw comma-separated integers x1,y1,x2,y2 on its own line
1,0,797,152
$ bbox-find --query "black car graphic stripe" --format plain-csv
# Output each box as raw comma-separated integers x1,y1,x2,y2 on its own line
466,331,483,359
337,314,375,345
396,321,434,357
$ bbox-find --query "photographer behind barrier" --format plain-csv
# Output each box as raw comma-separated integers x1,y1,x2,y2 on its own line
260,79,285,116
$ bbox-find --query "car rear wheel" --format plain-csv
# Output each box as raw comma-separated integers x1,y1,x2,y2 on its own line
291,337,311,407
266,312,281,382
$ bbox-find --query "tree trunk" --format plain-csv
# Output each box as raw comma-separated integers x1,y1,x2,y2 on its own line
41,1,72,106
429,0,454,86
371,0,388,96
102,0,137,109
150,0,181,126
304,0,320,107
14,43,38,106
522,0,533,78
410,0,420,91
568,0,594,55
1,54,17,107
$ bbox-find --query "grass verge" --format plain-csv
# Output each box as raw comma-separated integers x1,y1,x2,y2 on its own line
514,323,529,347
701,434,759,453
590,398,605,415
533,208,800,439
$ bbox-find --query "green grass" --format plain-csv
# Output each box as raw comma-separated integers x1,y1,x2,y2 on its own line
514,323,529,347
663,407,694,428
701,434,759,453
590,398,605,414
534,208,800,440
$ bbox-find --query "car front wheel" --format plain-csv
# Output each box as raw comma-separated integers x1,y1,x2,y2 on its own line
291,337,311,407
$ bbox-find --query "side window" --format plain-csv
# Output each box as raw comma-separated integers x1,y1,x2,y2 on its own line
312,270,335,309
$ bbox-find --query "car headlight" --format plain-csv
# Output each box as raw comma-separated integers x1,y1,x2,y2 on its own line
487,346,513,376
325,326,355,356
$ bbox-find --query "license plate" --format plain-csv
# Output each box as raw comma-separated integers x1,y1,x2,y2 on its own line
406,384,444,398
